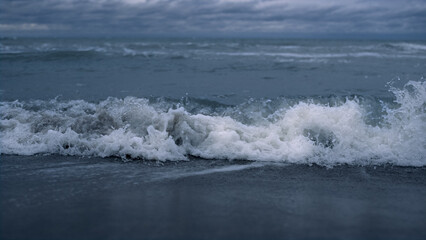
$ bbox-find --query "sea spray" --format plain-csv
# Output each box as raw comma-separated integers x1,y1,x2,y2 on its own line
1,81,425,166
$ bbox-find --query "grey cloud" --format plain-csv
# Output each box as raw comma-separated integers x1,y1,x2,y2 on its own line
0,0,425,37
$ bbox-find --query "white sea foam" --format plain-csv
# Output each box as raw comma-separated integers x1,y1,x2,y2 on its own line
215,51,425,59
0,43,23,54
0,81,425,166
391,43,426,52
76,46,107,53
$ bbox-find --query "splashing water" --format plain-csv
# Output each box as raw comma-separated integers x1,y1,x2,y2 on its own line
1,81,425,166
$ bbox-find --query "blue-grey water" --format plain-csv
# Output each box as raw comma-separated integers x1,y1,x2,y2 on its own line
1,38,425,102
1,38,426,240
1,38,425,166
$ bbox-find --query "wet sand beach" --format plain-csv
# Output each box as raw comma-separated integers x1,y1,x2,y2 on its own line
1,155,425,240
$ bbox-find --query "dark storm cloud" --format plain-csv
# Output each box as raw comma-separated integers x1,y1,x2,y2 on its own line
1,0,425,37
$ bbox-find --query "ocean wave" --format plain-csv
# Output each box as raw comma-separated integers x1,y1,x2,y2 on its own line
1,81,425,166
0,44,191,60
3,40,426,60
215,51,426,59
390,43,426,52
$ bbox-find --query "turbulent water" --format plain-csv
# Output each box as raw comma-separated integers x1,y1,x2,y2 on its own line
1,38,425,166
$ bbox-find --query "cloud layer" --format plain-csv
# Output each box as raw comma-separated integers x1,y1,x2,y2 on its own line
1,0,426,37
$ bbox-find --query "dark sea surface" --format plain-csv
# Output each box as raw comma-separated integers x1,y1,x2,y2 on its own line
1,38,426,239
1,38,425,102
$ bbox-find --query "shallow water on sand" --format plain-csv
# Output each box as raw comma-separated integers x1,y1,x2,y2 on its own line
1,155,426,240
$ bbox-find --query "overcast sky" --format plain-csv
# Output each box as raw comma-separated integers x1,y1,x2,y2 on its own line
1,0,426,38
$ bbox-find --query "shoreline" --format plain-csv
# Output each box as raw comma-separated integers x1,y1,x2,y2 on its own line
1,155,426,239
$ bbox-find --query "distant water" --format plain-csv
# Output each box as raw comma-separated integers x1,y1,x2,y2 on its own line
1,38,425,166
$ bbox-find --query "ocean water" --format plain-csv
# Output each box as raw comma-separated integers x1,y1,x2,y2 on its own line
1,38,425,166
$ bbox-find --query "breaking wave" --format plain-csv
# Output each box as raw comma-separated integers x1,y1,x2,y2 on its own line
1,81,425,166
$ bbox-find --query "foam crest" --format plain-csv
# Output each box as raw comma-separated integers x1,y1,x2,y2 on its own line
216,51,426,59
391,43,426,52
1,81,425,166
